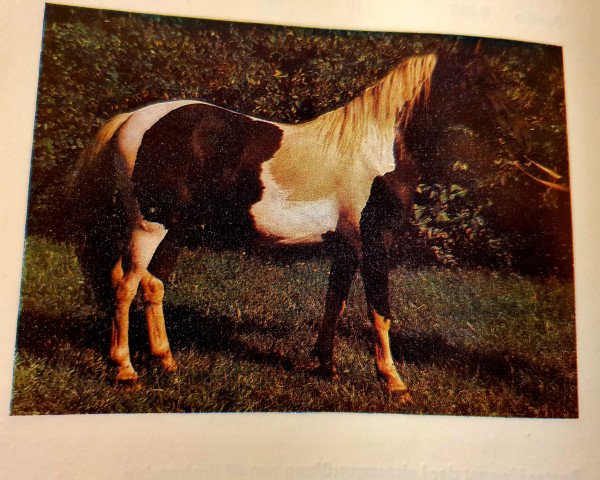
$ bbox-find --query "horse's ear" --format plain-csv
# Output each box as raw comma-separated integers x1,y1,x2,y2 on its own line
240,120,283,166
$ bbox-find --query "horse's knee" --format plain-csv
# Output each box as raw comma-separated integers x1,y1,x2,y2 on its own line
361,253,391,318
114,274,139,305
141,274,164,306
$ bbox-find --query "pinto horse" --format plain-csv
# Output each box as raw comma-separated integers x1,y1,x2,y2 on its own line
74,53,438,399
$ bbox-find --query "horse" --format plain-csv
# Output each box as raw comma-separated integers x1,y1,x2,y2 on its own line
72,50,541,401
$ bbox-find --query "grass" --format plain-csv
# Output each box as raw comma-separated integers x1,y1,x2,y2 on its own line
11,236,577,416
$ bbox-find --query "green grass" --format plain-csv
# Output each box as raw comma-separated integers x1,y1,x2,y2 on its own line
11,236,577,416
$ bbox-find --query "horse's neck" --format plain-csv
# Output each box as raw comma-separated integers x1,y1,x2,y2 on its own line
261,54,437,213
266,115,397,215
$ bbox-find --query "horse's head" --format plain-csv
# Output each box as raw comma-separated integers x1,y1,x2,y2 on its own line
404,45,566,192
428,46,528,154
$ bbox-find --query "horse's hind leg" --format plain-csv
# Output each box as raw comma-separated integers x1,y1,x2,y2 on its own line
312,237,359,377
140,272,176,371
110,220,170,382
144,231,183,371
110,260,140,382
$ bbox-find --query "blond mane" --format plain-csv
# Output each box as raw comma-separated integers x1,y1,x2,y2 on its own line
268,53,437,204
312,53,437,148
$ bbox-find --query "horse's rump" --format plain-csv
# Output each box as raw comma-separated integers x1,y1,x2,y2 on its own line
132,103,284,243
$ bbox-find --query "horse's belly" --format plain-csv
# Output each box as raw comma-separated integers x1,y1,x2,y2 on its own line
250,164,339,246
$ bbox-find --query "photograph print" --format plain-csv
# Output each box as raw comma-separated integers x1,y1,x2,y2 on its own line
12,3,576,416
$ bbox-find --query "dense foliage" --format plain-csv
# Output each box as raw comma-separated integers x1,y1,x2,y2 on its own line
30,5,572,275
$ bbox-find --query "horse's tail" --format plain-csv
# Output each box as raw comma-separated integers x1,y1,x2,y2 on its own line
69,111,139,311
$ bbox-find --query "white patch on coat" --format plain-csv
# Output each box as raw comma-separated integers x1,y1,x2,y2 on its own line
250,162,339,246
129,220,168,271
262,122,397,237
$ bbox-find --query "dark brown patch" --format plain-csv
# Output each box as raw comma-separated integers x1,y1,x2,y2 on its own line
147,230,183,283
359,147,417,317
132,104,283,247
312,235,359,367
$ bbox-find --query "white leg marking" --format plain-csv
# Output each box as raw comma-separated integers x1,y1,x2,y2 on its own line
141,272,177,371
371,310,411,402
111,221,169,381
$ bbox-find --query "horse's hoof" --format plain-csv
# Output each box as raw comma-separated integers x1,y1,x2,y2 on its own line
309,348,338,380
389,388,413,405
309,360,339,381
115,366,139,385
313,365,339,382
163,361,178,373
160,354,178,373
119,380,143,391
115,376,140,387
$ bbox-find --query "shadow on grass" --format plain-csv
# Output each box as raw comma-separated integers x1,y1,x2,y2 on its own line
389,329,578,416
15,305,578,416
15,305,298,377
163,304,297,371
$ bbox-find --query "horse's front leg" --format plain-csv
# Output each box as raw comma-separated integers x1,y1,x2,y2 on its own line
361,236,410,399
312,237,359,378
360,183,411,400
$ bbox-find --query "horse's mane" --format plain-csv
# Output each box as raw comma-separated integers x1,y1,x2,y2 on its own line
269,54,437,202
309,53,437,149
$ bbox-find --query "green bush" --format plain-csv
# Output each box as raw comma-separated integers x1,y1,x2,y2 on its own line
30,5,572,275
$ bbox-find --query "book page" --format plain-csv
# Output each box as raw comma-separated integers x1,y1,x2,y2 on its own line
0,0,598,478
